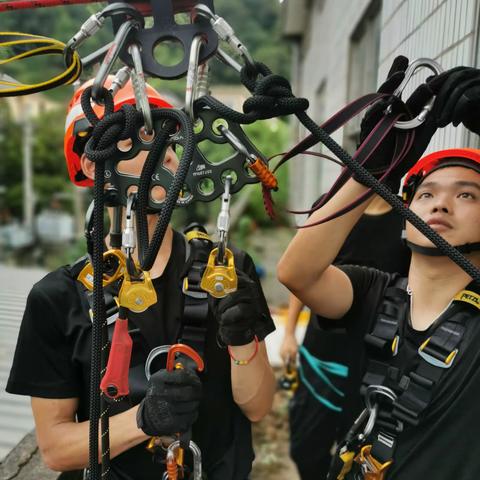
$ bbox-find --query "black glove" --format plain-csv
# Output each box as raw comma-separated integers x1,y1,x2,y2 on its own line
136,368,202,437
357,56,438,192
216,270,263,346
427,66,480,135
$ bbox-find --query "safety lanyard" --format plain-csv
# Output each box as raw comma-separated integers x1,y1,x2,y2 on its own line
0,32,81,96
298,345,348,412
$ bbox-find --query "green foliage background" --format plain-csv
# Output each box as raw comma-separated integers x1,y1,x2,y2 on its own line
0,1,292,235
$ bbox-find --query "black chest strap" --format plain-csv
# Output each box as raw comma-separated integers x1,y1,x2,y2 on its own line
179,224,213,362
362,279,480,465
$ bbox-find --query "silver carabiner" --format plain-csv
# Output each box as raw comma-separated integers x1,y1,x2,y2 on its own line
353,385,397,442
216,176,232,264
122,192,137,257
185,35,208,120
216,48,242,74
110,66,131,98
144,344,171,381
165,440,202,480
192,4,255,73
393,58,444,130
92,19,140,103
128,43,153,134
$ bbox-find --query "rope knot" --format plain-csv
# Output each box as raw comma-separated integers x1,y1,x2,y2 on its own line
242,72,309,119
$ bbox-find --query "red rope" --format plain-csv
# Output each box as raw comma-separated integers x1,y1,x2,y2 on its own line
0,0,101,12
0,0,194,13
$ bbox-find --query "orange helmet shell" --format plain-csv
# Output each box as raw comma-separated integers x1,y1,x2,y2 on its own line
64,76,173,187
402,148,480,204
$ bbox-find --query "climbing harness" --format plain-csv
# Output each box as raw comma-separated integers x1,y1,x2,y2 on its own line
332,278,480,479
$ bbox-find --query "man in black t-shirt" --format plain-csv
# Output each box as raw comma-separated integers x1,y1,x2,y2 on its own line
278,59,480,479
280,195,410,479
7,77,276,480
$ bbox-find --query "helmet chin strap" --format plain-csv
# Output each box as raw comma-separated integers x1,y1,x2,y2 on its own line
404,236,480,256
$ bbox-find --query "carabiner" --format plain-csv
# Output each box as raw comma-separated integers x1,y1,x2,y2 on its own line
164,439,202,480
215,48,242,74
219,125,278,191
144,343,205,381
185,35,208,120
166,344,205,373
92,19,141,103
216,176,232,264
110,66,131,98
192,4,256,73
128,43,153,134
122,192,137,258
392,58,443,130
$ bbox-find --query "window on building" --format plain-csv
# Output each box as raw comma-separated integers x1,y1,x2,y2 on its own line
344,0,381,154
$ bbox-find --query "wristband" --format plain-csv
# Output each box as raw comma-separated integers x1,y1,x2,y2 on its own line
228,336,259,366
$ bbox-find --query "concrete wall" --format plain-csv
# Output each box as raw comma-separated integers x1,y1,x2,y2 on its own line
284,0,480,214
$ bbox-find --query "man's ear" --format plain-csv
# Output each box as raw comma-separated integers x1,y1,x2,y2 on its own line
80,154,95,181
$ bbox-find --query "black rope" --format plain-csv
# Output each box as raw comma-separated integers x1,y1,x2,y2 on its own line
82,86,137,480
200,63,480,283
135,109,194,271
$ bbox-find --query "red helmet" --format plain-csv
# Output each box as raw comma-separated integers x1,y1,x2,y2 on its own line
64,76,173,187
402,148,480,204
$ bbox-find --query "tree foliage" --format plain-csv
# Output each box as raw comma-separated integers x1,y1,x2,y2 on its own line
0,0,292,227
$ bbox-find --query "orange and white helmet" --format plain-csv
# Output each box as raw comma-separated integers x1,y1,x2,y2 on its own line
64,76,173,187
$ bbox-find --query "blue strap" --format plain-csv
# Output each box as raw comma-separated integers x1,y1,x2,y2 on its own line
298,345,349,412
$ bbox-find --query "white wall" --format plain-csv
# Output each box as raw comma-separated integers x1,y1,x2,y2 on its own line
287,0,480,214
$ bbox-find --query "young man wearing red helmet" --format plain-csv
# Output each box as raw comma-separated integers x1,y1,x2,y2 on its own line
7,77,276,480
278,58,480,479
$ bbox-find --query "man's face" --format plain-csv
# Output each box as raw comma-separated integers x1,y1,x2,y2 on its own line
406,166,480,249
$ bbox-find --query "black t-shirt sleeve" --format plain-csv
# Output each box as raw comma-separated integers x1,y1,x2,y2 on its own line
315,265,395,340
233,248,276,341
6,270,82,398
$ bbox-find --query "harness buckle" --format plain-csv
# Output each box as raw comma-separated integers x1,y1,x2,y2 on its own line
418,337,458,369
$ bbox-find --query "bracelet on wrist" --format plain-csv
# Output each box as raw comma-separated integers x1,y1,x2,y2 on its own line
228,336,259,366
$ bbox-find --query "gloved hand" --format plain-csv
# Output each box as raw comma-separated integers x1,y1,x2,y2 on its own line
357,56,439,192
215,270,262,346
136,368,202,436
427,66,480,135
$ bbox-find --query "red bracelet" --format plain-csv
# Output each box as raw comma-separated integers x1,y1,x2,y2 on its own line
228,336,259,366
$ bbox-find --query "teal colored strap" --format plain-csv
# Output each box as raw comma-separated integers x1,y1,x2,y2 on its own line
297,345,349,412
